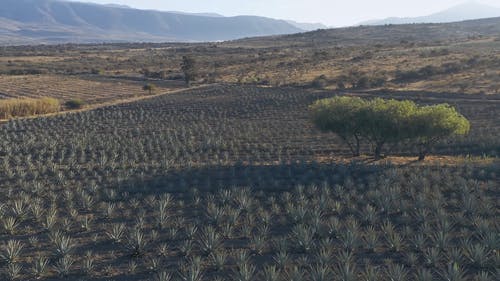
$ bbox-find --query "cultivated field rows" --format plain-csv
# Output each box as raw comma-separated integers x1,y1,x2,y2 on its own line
0,85,498,280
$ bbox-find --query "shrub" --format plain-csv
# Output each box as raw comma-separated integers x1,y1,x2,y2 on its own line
142,84,156,95
311,75,328,89
90,68,102,75
0,97,60,119
64,99,85,110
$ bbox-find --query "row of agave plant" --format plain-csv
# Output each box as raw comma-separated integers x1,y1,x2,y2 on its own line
1,164,497,280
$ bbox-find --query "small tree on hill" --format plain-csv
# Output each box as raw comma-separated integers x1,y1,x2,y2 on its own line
181,56,197,87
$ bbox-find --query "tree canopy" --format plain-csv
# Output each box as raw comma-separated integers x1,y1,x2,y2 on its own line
310,96,470,160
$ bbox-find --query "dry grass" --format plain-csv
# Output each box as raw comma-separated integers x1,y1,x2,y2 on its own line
0,97,60,119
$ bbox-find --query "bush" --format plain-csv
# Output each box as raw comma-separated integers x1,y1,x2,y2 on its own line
64,99,85,110
311,75,328,89
142,84,156,95
310,97,470,160
0,97,60,119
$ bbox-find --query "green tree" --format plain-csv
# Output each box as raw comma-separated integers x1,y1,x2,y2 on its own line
181,56,197,87
310,96,366,156
410,104,470,160
362,98,417,159
310,97,470,160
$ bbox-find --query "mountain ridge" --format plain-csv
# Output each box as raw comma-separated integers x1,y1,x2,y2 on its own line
0,0,303,44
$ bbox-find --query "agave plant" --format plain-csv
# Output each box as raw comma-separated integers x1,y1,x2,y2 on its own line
315,245,333,266
285,266,304,281
209,250,227,271
234,262,256,281
473,271,492,281
423,248,441,268
82,251,95,276
157,243,169,257
6,263,22,281
362,226,379,252
31,255,49,279
309,264,332,281
156,270,173,281
291,224,315,253
250,233,267,255
340,229,361,251
414,268,434,281
1,240,24,264
50,231,74,257
384,263,408,281
464,243,491,268
198,225,222,255
53,256,74,277
2,217,19,235
179,256,203,281
361,265,380,281
262,265,281,281
441,263,467,281
127,228,148,257
179,240,194,257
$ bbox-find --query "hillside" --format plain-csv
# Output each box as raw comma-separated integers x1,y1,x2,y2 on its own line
0,0,303,44
228,17,500,48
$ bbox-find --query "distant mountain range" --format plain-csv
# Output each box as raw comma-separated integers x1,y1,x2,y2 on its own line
0,0,305,45
360,1,500,25
1,0,499,46
285,20,329,31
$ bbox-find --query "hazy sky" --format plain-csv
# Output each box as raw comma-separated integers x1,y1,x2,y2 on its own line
74,0,500,26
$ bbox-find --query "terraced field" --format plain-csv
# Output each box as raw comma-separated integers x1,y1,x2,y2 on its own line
0,85,498,281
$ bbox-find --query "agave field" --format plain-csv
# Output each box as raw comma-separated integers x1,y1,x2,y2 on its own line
0,85,498,280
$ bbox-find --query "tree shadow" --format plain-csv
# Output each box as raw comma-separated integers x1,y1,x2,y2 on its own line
112,161,395,197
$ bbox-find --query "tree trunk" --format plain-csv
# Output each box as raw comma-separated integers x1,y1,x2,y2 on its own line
374,142,384,160
418,145,428,161
418,152,426,161
354,136,360,157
